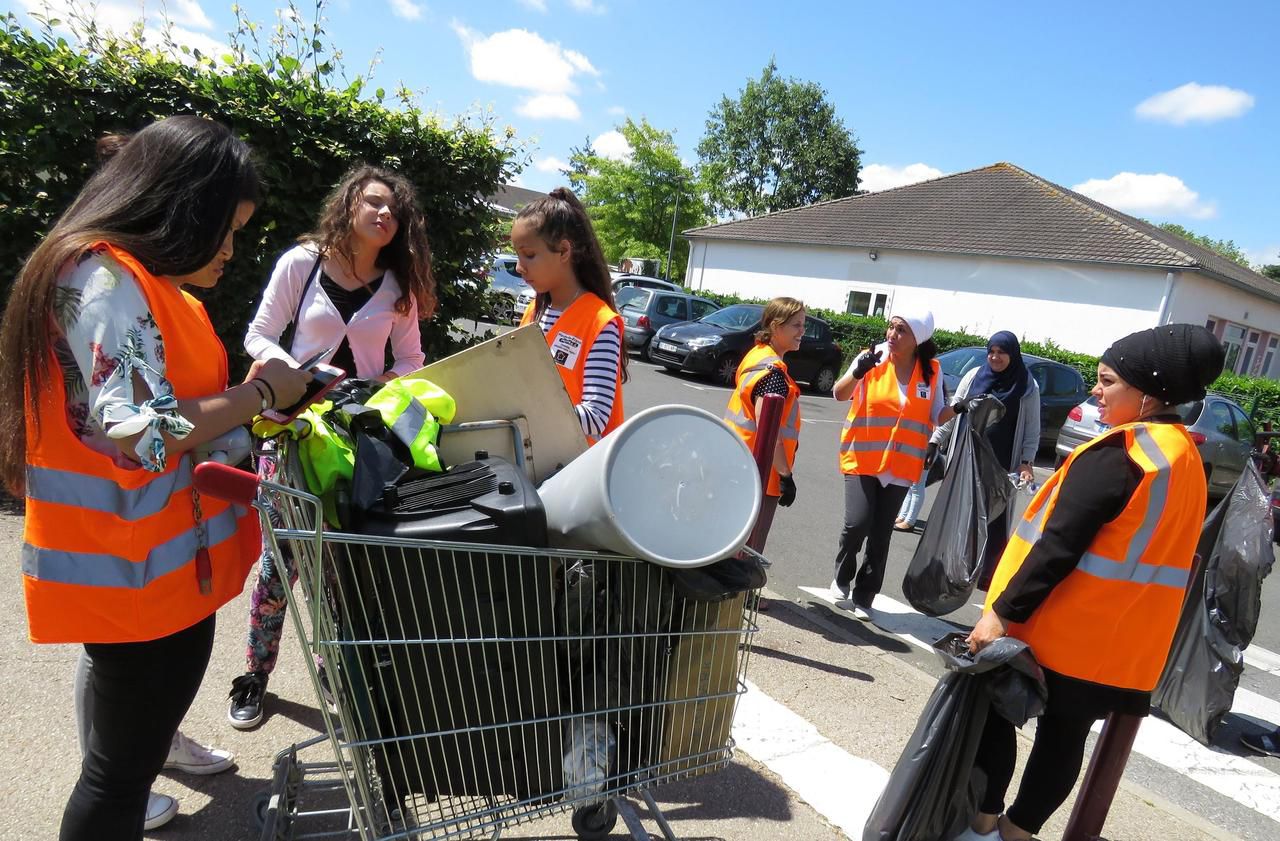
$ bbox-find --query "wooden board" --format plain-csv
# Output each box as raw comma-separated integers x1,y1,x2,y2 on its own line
401,325,587,483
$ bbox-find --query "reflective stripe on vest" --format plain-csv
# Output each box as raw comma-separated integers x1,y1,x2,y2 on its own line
25,460,193,520
984,421,1205,690
723,343,801,497
366,379,454,472
23,504,245,588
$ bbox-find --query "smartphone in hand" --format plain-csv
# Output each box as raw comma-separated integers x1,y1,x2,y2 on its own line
260,363,347,424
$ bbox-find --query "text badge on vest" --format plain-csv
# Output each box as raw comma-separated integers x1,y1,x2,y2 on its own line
916,381,930,400
551,332,584,369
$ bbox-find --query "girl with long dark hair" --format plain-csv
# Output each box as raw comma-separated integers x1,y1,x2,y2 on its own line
511,187,627,444
0,115,309,841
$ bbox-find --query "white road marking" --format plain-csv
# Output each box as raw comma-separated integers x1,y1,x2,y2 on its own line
799,585,1280,826
1245,644,1280,678
733,679,888,837
681,383,709,392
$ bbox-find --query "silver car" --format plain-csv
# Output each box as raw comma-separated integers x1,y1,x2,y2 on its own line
1055,393,1257,500
485,254,528,323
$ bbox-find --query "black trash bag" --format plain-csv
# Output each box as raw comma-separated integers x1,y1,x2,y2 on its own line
904,396,1015,616
668,553,767,603
1153,463,1275,745
863,634,1047,841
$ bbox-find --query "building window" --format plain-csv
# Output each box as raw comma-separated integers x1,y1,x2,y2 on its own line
1205,318,1218,334
1241,331,1262,376
1265,337,1280,379
847,289,890,318
1221,323,1246,373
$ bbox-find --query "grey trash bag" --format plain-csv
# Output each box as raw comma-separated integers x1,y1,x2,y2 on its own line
904,396,1015,616
1153,463,1275,745
863,633,1046,841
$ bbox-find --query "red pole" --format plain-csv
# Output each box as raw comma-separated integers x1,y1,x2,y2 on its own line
747,394,784,553
1061,712,1142,841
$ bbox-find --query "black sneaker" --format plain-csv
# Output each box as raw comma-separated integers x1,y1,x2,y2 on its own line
1241,729,1280,757
228,671,268,730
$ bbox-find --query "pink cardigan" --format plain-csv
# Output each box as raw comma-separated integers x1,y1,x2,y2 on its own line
244,245,425,379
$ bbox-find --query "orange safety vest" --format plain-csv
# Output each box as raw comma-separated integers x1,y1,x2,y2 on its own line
22,245,260,644
521,292,625,444
985,421,1205,691
723,343,801,497
839,351,940,481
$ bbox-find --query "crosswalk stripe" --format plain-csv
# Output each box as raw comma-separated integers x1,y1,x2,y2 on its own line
733,679,888,837
798,585,1280,826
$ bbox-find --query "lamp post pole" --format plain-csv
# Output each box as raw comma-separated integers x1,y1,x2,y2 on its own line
665,176,683,281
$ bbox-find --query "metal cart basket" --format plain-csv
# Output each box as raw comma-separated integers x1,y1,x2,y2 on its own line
213,436,761,841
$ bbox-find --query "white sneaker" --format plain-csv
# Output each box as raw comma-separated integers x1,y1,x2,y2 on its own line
829,579,850,601
164,730,234,775
144,792,178,830
852,605,873,622
950,825,1001,841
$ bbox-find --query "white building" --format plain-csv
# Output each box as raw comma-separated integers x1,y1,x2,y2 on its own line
684,163,1280,378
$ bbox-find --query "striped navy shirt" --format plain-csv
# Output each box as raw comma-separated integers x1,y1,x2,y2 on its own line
537,306,622,438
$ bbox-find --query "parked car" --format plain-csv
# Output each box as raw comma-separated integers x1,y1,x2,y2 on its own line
1056,392,1257,501
619,290,720,360
649,303,843,392
938,346,1090,450
485,254,528,323
612,275,682,293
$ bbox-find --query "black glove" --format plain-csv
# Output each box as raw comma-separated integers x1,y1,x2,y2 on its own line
950,399,969,415
778,474,797,507
852,348,883,379
925,442,939,470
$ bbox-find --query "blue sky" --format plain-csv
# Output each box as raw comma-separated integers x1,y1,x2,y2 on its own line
8,0,1279,266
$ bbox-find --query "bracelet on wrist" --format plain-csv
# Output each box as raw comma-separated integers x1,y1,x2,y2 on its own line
247,379,270,413
252,377,277,409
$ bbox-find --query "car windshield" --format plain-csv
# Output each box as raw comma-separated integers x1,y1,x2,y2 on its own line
940,348,986,378
1177,401,1204,424
700,305,761,330
616,287,648,310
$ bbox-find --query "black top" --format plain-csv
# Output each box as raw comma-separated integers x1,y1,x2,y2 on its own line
320,271,383,377
992,414,1184,716
751,367,790,401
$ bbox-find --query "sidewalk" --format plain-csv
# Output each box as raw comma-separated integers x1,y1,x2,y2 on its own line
0,504,1228,839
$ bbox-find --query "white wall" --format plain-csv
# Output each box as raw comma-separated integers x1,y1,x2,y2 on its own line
1167,272,1280,335
684,239,1171,355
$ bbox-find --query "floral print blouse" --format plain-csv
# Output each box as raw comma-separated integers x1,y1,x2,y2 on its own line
54,249,194,472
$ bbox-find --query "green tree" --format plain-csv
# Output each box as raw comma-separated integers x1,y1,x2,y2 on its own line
697,60,861,218
567,118,710,280
1,1,518,367
1261,264,1280,281
1156,223,1252,268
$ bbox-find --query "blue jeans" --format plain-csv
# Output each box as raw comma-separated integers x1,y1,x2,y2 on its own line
897,472,927,525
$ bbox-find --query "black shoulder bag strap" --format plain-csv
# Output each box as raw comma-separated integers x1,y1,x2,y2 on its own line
281,252,323,356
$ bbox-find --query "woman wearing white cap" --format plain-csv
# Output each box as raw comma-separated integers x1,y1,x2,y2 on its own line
831,310,957,620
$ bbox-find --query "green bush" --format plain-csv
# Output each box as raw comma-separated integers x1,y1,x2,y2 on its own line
0,7,518,373
695,288,1280,421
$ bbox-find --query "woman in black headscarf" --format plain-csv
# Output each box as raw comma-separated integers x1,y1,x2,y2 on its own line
930,331,1041,585
952,324,1225,841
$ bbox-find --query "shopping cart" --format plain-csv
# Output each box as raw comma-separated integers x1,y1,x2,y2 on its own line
196,436,761,841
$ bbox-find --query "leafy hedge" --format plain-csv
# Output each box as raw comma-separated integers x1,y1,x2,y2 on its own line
0,9,517,373
697,289,1280,423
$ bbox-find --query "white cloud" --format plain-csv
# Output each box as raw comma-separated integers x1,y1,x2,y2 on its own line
168,0,214,29
606,105,625,116
517,93,580,120
1072,172,1217,220
1244,244,1280,269
388,0,425,21
517,0,548,10
568,0,606,12
1135,82,1255,125
534,156,568,173
593,130,631,162
453,24,598,94
858,163,944,193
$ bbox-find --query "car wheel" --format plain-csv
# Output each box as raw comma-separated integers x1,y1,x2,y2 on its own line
640,337,654,362
714,353,741,387
811,365,836,395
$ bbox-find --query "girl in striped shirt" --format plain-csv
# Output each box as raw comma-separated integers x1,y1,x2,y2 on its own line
513,189,627,443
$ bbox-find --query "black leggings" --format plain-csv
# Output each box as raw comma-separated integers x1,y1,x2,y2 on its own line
60,615,216,841
972,703,1097,834
833,474,910,607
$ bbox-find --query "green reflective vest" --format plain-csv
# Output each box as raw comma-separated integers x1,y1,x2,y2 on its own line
365,379,455,472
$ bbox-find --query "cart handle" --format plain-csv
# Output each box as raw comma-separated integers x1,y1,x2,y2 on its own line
194,461,259,506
